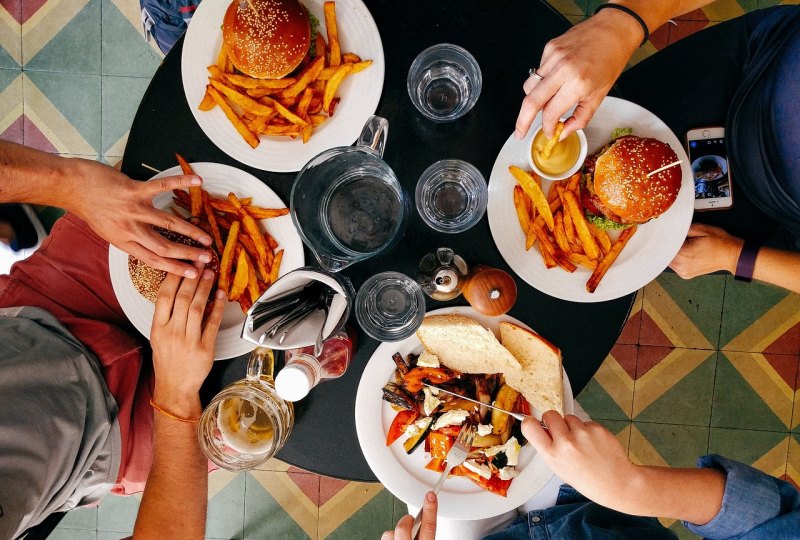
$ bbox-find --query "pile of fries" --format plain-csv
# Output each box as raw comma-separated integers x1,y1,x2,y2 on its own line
174,155,287,312
198,1,372,148
509,166,637,293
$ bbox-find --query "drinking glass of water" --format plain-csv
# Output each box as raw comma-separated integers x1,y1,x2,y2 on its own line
407,43,482,123
415,159,488,233
355,272,426,342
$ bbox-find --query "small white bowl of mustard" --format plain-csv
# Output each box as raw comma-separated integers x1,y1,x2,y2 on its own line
526,120,588,181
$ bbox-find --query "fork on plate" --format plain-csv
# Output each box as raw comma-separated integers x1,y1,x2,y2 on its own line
410,422,476,539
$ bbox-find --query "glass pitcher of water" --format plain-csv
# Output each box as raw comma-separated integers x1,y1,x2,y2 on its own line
198,348,294,470
290,116,410,272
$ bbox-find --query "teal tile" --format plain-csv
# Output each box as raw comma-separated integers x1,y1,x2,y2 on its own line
97,494,139,533
57,506,98,530
711,352,795,431
0,67,20,92
325,488,395,540
24,71,101,154
49,529,98,540
101,75,149,155
632,423,709,468
243,472,313,540
720,276,792,349
0,46,19,69
207,472,246,540
23,0,100,74
101,2,162,77
633,350,716,426
708,428,789,474
97,533,128,540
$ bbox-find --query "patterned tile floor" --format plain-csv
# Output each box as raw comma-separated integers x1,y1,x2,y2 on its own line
1,0,798,539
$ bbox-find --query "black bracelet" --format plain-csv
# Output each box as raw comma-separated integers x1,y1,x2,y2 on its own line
734,239,760,283
594,4,650,47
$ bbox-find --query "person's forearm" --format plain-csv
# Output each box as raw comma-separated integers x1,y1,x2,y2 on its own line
752,247,800,294
133,392,207,540
613,465,726,525
611,1,715,33
0,141,87,210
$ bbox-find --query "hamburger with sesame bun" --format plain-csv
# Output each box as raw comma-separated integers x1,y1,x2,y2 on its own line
580,135,681,230
128,229,220,303
222,0,313,80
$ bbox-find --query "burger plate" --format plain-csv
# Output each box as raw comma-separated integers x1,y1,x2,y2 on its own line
487,97,694,303
182,0,385,172
108,162,305,360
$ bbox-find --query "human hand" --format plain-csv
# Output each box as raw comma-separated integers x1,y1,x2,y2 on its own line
150,267,226,417
382,492,437,540
514,10,641,140
523,411,638,510
669,223,744,279
67,158,214,278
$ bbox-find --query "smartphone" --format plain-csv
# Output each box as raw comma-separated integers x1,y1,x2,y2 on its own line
686,127,733,211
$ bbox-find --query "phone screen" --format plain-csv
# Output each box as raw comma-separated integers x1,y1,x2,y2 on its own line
688,137,731,200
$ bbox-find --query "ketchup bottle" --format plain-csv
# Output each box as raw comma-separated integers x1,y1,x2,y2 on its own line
275,327,356,402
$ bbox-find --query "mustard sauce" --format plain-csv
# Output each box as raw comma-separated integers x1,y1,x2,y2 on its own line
531,131,581,176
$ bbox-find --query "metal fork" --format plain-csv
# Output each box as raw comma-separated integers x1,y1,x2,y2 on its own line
410,423,475,539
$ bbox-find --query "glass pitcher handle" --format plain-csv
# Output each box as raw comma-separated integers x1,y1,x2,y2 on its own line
357,115,388,157
246,347,275,383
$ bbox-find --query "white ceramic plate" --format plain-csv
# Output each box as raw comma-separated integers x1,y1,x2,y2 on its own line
182,0,385,172
108,163,305,360
355,306,574,520
487,97,694,303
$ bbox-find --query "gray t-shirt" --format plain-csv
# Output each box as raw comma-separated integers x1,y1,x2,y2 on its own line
0,307,121,539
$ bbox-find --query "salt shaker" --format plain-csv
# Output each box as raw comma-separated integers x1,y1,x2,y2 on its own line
274,327,356,402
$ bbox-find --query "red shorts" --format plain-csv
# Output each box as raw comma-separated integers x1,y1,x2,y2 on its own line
0,213,153,495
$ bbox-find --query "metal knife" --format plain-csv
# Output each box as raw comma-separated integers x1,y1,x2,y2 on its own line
422,382,541,424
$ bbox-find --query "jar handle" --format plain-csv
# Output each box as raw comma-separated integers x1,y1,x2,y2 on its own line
356,115,389,157
246,347,275,383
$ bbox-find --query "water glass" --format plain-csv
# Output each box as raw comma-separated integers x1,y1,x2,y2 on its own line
355,272,426,342
407,44,482,122
415,159,488,233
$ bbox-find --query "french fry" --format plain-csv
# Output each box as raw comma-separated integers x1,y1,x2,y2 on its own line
228,193,268,265
201,191,224,254
224,73,295,90
533,222,576,273
244,250,260,304
315,33,327,60
513,185,531,238
273,100,309,126
567,252,599,270
175,154,202,218
297,87,314,119
218,221,240,294
229,249,249,301
301,124,313,143
342,52,361,63
264,233,279,251
588,222,612,254
207,197,253,211
587,226,637,293
323,64,352,113
541,121,565,160
207,86,260,148
268,249,284,284
238,234,270,282
562,202,578,246
198,88,216,111
566,171,581,193
553,212,571,253
281,55,325,99
547,180,561,204
215,47,228,70
209,78,274,116
562,190,600,260
509,166,554,231
324,1,341,66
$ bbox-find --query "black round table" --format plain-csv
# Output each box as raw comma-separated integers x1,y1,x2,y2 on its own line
122,0,634,482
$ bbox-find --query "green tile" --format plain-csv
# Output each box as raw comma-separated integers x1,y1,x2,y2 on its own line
97,533,127,540
392,494,408,526
101,3,162,78
49,529,98,540
577,378,632,421
633,423,709,468
97,494,139,533
711,352,795,431
669,521,700,540
243,473,312,540
24,0,100,73
24,71,101,154
758,0,782,6
655,273,725,348
57,506,98,530
34,205,66,233
708,428,789,473
206,472,246,540
634,351,716,426
720,276,792,348
326,488,396,540
101,75,150,155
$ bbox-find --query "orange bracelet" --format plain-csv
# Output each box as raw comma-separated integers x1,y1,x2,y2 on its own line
149,398,201,423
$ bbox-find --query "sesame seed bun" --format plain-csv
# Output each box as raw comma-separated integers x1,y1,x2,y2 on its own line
128,229,220,303
591,136,681,225
222,0,311,80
